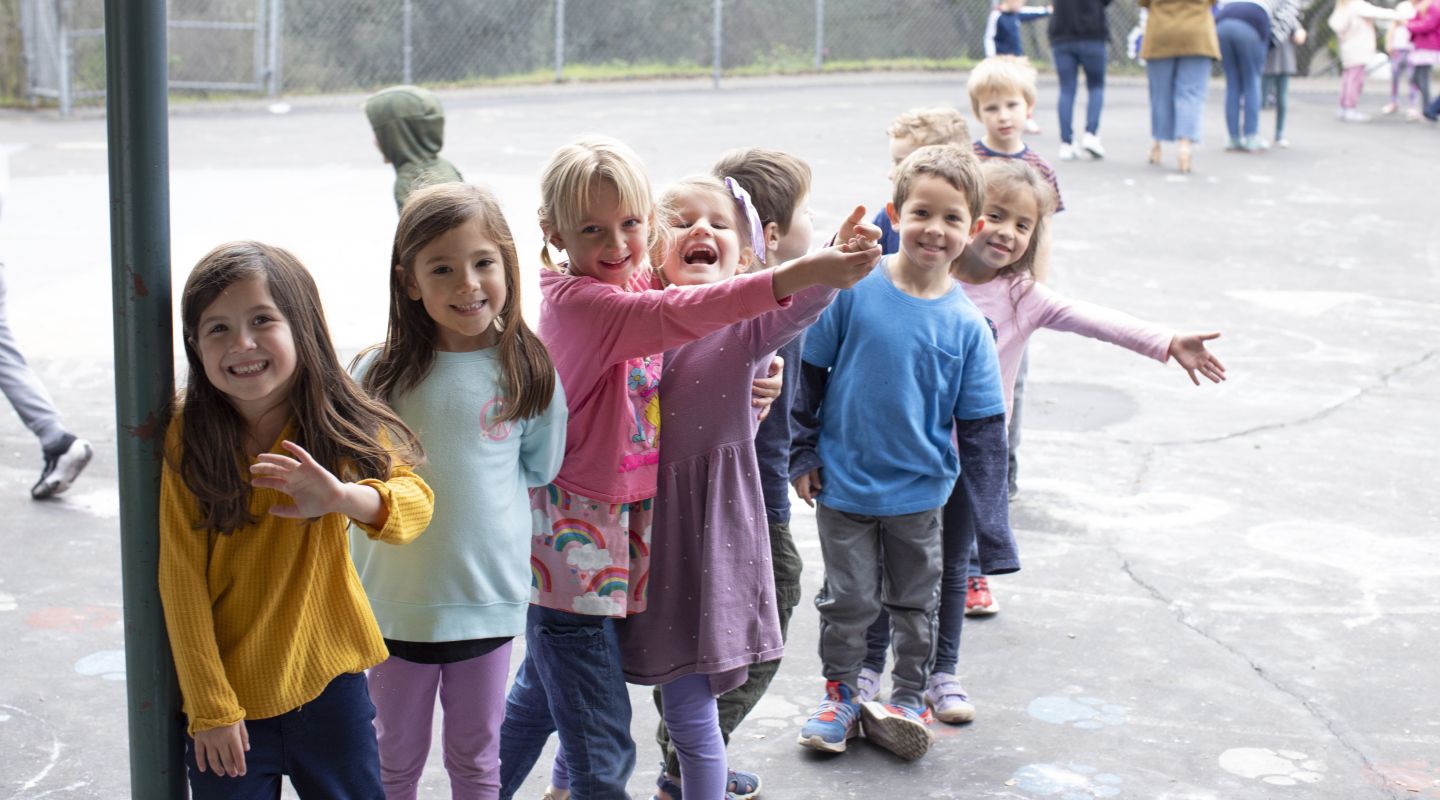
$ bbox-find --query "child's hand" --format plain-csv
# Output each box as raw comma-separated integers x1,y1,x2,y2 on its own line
752,355,785,423
792,468,823,508
1169,332,1226,385
1293,28,1307,45
251,440,352,519
833,205,873,246
193,720,249,777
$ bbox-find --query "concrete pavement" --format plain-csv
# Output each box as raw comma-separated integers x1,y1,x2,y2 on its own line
0,71,1436,799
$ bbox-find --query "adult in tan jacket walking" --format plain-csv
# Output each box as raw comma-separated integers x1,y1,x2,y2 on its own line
1140,0,1221,172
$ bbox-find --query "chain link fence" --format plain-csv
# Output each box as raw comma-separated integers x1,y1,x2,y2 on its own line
7,0,1353,115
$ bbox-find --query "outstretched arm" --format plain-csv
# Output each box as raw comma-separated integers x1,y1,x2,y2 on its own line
771,206,882,299
1167,332,1226,385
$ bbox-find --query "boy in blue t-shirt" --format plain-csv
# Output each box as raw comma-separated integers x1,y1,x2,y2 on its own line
789,144,1014,761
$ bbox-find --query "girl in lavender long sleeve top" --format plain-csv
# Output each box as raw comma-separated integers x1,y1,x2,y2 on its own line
954,159,1226,401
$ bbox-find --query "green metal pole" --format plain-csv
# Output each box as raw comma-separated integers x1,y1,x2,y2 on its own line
104,0,184,796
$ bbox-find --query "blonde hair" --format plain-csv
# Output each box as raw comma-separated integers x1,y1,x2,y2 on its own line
886,106,972,148
967,56,1039,115
653,175,757,280
980,159,1056,282
537,136,657,272
892,143,986,221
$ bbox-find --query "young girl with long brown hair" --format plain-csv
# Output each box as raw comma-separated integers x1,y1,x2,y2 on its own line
351,182,567,800
159,241,434,797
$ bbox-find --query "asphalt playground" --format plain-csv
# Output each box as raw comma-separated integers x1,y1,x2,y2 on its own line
0,71,1436,799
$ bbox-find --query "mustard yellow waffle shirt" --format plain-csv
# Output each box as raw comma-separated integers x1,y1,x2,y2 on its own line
158,418,434,735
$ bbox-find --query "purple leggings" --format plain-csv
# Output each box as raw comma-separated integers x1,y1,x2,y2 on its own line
554,673,726,799
368,642,513,800
1339,65,1367,109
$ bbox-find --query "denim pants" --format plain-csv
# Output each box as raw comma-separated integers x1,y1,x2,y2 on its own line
497,606,635,800
0,264,66,450
863,480,977,677
1052,39,1108,143
1147,56,1212,142
184,672,384,800
1217,18,1267,140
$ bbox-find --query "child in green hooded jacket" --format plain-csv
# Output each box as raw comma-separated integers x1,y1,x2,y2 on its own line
365,85,464,210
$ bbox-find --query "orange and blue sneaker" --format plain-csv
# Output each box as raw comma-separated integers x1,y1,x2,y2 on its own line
860,701,934,761
797,680,861,753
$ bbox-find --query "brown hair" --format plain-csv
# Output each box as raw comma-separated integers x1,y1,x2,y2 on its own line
981,159,1056,285
886,107,972,148
652,175,758,280
173,241,424,534
537,136,657,272
710,147,812,235
966,56,1039,114
892,143,986,221
362,183,556,423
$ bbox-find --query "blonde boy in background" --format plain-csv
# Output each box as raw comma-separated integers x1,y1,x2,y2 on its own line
871,107,972,255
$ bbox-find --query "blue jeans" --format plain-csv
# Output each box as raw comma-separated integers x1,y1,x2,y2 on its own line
1217,18,1267,140
1147,56,1212,142
862,480,977,677
184,672,384,799
497,605,635,800
1052,39,1107,144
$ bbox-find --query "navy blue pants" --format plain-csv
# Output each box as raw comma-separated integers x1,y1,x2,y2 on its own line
185,671,384,799
1052,39,1108,144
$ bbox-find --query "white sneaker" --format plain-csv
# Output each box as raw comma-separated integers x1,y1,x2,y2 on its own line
1081,132,1106,159
1341,109,1371,122
32,435,93,499
1057,142,1078,161
1024,118,1042,134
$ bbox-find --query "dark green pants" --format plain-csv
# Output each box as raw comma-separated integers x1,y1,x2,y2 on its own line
654,520,804,779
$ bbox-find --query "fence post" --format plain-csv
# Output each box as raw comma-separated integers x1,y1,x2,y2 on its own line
252,0,266,89
103,0,184,795
266,0,283,96
712,0,722,89
554,0,565,82
57,3,71,117
814,0,824,71
402,0,413,84
19,0,36,103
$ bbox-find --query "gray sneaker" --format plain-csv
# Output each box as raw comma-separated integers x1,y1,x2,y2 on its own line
32,434,93,499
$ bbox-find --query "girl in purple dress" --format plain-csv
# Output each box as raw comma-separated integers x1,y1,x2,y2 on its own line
616,176,880,800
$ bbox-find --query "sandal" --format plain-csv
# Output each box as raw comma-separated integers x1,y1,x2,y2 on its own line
652,762,762,800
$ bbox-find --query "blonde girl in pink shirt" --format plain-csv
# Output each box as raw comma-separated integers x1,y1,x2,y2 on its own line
497,136,877,800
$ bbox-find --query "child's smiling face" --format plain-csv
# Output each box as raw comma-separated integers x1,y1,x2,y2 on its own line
661,191,750,287
548,179,651,287
971,184,1040,273
890,174,980,276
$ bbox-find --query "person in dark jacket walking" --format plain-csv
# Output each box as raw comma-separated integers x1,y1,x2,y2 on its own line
1049,0,1113,160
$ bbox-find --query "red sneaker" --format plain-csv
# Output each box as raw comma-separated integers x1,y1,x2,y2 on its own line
965,576,999,616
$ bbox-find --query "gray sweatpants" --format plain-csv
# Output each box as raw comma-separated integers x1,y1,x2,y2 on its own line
815,503,943,700
0,264,65,449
